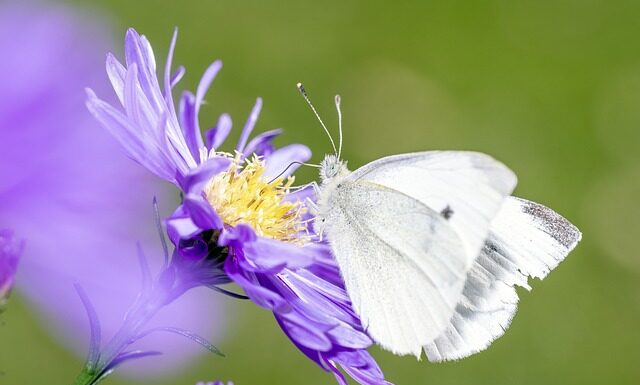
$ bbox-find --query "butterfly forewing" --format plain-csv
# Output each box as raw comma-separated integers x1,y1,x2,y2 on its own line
348,151,518,263
321,151,518,356
324,180,468,357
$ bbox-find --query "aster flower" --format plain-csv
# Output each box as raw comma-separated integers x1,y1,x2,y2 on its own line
0,230,22,310
87,28,392,384
0,3,223,379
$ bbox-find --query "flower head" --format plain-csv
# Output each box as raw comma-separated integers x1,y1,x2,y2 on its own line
87,28,391,385
0,230,22,306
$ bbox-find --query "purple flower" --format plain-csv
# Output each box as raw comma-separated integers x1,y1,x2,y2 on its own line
0,3,224,378
87,28,392,384
0,230,22,307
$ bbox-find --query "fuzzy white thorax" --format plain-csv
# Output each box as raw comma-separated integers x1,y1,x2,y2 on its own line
314,154,351,237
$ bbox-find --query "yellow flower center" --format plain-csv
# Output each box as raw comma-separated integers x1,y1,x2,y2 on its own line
204,155,308,244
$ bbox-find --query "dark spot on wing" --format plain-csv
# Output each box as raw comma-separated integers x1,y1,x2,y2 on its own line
485,240,500,254
441,205,454,220
520,200,580,249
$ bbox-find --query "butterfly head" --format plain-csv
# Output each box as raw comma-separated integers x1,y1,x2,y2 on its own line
320,154,349,184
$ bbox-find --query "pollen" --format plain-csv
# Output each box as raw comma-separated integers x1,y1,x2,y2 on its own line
204,155,308,244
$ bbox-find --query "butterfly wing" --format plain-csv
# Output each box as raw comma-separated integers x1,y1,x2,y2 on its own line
348,151,518,263
323,151,517,356
423,197,582,362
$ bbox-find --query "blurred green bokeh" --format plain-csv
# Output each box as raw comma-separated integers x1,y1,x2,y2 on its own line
2,0,639,384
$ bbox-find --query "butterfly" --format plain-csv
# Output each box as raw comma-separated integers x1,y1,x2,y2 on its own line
297,83,582,361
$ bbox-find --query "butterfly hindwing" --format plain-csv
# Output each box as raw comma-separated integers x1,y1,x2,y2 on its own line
423,197,582,362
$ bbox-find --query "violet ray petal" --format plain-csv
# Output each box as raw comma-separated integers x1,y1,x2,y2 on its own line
218,224,257,247
179,91,201,162
320,356,349,385
177,157,231,193
206,113,232,150
224,260,287,311
195,60,223,115
166,209,201,247
124,28,164,113
263,144,312,179
171,65,186,88
106,53,126,105
277,312,334,351
243,128,283,157
240,237,320,272
332,350,371,368
184,195,224,230
327,325,372,349
236,97,262,153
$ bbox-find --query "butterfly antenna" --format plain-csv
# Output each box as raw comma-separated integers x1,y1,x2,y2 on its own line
297,82,338,155
335,94,343,159
267,161,321,184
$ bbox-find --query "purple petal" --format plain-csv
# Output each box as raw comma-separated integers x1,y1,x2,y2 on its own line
320,356,349,385
236,98,262,153
124,28,164,113
241,237,322,272
218,224,257,247
179,91,201,162
176,156,231,193
177,60,222,162
327,325,372,349
224,258,286,311
277,312,333,351
206,113,232,150
243,128,283,157
166,206,201,245
171,65,185,88
263,144,312,179
106,53,126,105
183,194,224,230
332,350,371,368
163,28,179,120
195,60,222,113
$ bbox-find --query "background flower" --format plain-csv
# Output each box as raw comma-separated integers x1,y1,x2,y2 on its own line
0,2,225,382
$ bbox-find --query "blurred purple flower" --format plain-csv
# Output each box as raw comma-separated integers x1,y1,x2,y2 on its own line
0,2,224,378
0,230,22,307
87,28,391,385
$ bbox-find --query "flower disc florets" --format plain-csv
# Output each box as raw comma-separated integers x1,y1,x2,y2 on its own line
204,155,308,244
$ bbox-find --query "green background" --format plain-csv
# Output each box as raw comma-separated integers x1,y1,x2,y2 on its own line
3,0,640,384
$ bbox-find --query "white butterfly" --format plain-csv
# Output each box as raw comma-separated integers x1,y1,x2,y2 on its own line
297,84,582,361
